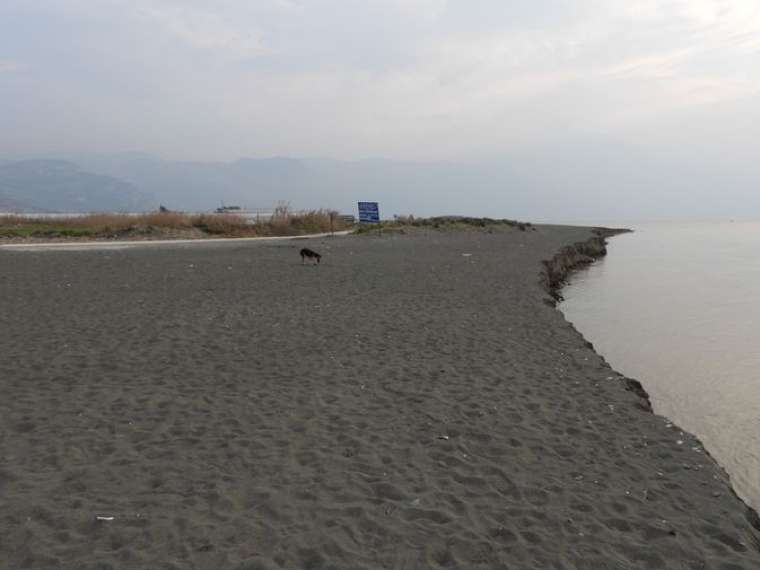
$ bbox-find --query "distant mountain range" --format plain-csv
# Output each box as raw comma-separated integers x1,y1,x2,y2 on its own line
71,154,315,213
3,143,757,219
0,151,697,219
0,159,155,213
59,153,538,217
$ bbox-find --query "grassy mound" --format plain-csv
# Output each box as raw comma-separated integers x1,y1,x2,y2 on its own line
354,215,534,234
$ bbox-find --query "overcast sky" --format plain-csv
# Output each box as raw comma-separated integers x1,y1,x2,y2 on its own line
1,0,758,161
1,1,759,221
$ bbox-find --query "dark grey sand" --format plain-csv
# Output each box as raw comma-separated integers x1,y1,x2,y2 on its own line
2,227,759,569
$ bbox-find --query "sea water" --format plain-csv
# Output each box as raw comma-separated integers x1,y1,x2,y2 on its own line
560,221,760,511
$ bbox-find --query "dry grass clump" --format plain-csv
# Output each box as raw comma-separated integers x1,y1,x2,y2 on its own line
0,207,348,240
0,215,27,224
267,203,298,236
191,214,251,236
267,205,345,236
0,212,200,239
96,212,195,230
196,206,345,237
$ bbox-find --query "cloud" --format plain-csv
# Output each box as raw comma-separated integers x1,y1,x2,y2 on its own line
1,0,759,161
129,3,269,59
602,50,695,80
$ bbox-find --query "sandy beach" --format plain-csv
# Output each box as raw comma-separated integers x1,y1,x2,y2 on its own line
2,226,759,569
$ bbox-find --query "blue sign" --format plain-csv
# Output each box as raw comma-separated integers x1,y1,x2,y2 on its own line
358,201,380,223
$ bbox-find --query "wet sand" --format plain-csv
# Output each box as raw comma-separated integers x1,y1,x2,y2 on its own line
1,226,759,569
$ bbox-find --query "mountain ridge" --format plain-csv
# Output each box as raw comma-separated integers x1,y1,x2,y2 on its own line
0,159,155,213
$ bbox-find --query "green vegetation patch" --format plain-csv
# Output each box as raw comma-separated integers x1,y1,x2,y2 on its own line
354,216,533,234
0,223,97,238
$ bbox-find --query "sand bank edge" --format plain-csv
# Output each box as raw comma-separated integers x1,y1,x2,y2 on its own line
540,228,760,546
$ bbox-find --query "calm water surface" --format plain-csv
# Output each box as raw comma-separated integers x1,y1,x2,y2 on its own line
560,222,760,510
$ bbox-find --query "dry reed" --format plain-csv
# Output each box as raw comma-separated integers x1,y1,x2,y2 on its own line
0,208,348,240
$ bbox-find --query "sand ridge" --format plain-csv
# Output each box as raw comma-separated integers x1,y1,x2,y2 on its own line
1,226,759,569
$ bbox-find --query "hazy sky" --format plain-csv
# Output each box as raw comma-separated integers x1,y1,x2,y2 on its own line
2,0,758,163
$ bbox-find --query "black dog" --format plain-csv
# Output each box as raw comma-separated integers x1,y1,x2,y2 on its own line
300,247,322,265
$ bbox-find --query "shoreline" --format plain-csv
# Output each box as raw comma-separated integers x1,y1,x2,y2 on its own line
548,228,760,538
3,224,760,567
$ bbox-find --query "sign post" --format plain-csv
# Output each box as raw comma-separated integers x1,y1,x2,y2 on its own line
358,202,380,223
